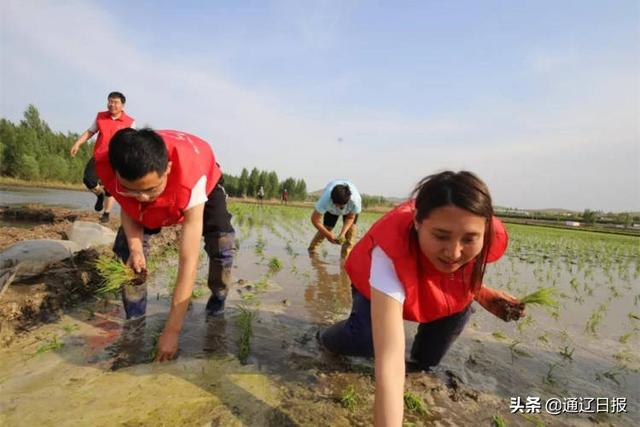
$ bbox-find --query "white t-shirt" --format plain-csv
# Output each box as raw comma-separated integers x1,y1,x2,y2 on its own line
370,246,406,304
185,175,208,210
88,117,136,133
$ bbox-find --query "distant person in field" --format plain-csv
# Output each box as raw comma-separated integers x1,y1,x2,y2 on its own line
70,91,135,223
308,180,362,259
281,188,288,204
317,171,525,425
96,128,235,362
257,185,265,204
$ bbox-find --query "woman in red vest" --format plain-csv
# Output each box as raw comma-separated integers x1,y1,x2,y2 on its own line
318,170,525,426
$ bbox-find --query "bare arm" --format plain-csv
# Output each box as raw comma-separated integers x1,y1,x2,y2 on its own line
70,129,96,157
371,288,405,426
120,209,146,272
311,210,337,242
156,204,204,361
337,213,356,239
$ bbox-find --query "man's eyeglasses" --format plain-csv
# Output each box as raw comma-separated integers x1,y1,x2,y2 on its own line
115,176,166,199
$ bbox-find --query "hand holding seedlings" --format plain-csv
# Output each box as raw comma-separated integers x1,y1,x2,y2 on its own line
127,248,147,273
477,287,526,322
335,236,346,245
95,255,147,294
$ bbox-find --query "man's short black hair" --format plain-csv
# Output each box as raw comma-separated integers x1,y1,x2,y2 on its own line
109,128,168,180
108,91,126,103
330,184,351,206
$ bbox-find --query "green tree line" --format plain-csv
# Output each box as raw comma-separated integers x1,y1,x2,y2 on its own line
0,105,91,182
222,167,307,201
1,105,309,200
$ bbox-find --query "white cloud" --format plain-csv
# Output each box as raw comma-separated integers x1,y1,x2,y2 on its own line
1,0,638,211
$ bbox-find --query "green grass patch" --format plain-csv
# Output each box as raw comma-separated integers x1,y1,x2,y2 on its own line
403,391,429,416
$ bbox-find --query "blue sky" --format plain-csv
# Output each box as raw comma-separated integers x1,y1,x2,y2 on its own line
1,0,638,211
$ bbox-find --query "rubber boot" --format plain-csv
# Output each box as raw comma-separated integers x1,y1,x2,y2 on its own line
308,229,328,254
341,225,357,259
113,227,150,320
204,231,235,316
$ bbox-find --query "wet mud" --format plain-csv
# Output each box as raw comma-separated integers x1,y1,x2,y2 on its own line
0,204,637,426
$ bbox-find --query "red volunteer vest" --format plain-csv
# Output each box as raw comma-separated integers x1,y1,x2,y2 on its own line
96,130,221,229
345,201,508,323
93,111,135,158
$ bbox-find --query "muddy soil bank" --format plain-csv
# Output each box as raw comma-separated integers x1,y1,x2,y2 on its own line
0,205,178,347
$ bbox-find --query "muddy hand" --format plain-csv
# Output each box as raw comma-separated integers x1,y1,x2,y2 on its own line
127,250,147,274
478,288,526,322
156,329,179,362
492,291,526,322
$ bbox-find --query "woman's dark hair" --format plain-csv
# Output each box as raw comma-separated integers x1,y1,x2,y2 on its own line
109,128,168,181
331,184,352,205
108,91,126,104
411,170,494,292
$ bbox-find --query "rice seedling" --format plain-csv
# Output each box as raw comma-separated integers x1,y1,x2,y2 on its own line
492,415,507,427
335,236,346,245
95,255,144,294
538,332,549,344
585,304,607,336
339,384,358,411
191,286,206,299
236,305,256,364
254,276,269,292
403,391,429,416
508,340,531,361
62,323,78,334
618,332,634,344
241,291,257,303
613,349,633,363
31,336,64,357
268,257,283,274
519,287,559,309
492,331,508,340
543,363,558,385
558,345,574,361
516,316,535,333
595,368,623,386
147,332,160,362
628,312,640,321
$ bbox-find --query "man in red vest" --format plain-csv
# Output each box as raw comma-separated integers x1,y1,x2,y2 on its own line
96,128,235,361
70,91,135,223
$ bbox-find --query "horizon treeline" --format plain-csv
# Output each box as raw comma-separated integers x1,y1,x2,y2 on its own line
0,105,391,207
0,105,312,199
0,105,91,182
222,168,308,200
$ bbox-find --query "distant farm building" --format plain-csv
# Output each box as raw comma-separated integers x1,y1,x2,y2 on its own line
565,221,581,227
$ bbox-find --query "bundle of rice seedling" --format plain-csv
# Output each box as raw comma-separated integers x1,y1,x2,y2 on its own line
520,287,559,308
95,255,145,294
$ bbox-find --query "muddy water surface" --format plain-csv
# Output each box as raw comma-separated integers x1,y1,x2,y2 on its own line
0,189,638,426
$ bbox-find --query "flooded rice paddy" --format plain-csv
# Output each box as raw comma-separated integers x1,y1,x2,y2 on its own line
0,192,638,426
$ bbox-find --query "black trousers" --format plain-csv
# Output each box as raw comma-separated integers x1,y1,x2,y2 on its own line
320,287,473,369
113,182,235,319
82,158,111,196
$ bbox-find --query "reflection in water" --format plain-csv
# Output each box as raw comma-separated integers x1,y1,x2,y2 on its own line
304,253,352,322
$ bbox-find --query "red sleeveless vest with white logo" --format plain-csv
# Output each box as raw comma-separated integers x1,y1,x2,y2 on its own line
93,111,134,158
96,130,221,229
345,201,508,323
